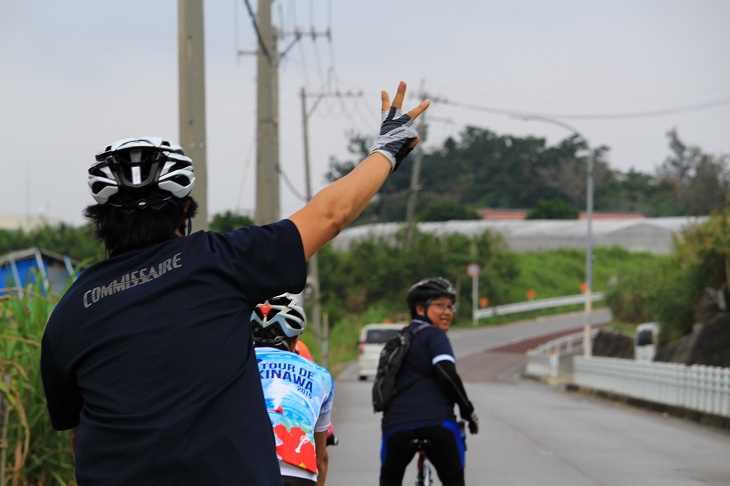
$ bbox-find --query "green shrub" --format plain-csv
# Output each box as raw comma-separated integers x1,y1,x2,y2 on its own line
1,281,76,485
318,229,516,319
525,199,579,220
648,261,707,342
604,260,665,323
417,201,481,222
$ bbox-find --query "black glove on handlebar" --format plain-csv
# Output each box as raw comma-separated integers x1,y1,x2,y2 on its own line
467,412,479,435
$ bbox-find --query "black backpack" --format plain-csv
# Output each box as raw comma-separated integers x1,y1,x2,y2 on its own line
371,323,429,413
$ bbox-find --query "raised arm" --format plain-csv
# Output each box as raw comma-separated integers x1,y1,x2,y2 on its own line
288,81,430,260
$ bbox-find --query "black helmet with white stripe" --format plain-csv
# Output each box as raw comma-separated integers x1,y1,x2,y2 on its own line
406,277,457,314
88,137,195,208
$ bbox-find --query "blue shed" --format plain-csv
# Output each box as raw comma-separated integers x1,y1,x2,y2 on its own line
0,248,80,297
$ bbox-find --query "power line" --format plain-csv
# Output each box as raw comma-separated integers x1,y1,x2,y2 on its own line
277,163,308,202
438,96,730,121
243,0,271,62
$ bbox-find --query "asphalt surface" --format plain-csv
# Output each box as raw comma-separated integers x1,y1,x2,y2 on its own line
326,310,730,485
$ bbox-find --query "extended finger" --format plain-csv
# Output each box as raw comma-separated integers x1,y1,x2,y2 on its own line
380,90,391,113
390,81,407,110
406,99,431,121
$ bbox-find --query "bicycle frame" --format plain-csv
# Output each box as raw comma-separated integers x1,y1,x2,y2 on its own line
413,439,433,486
416,450,432,486
411,420,466,486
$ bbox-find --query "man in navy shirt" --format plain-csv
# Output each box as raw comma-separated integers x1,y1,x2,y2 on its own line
41,81,429,485
379,277,479,486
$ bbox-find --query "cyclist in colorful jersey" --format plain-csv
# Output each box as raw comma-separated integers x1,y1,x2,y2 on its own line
379,277,479,486
251,294,334,486
40,81,428,485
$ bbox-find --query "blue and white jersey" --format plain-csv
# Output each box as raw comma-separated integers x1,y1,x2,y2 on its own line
256,347,334,477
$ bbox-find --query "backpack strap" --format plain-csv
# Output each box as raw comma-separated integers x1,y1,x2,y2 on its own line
402,322,429,339
392,323,431,397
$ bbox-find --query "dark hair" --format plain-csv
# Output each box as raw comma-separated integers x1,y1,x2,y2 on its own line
84,196,198,255
251,325,296,351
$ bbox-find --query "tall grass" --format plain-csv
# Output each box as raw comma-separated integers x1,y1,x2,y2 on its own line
1,282,76,485
511,247,660,301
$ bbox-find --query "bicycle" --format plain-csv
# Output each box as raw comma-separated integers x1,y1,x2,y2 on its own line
410,420,466,486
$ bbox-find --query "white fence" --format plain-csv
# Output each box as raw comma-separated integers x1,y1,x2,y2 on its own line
474,293,604,321
573,356,730,418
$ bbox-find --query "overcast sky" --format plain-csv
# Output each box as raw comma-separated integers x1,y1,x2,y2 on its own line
2,1,729,227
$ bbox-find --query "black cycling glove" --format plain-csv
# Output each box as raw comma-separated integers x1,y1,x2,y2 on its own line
370,106,419,172
467,412,479,435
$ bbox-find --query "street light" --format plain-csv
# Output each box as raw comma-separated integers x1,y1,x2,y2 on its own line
516,115,594,357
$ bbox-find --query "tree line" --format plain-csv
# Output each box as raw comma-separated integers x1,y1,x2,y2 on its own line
326,126,729,222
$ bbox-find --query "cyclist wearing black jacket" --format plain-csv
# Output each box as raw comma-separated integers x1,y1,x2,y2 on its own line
379,277,479,486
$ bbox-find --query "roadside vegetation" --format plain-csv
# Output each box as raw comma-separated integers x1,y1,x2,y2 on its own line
605,209,730,342
300,236,667,367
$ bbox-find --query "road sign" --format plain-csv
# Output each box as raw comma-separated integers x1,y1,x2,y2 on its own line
467,263,480,278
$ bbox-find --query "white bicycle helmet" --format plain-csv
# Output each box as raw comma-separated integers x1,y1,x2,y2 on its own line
251,293,306,347
88,137,195,207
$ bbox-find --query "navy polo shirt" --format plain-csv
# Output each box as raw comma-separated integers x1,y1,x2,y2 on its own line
41,220,306,485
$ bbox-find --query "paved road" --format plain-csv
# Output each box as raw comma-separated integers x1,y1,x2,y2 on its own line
327,311,730,485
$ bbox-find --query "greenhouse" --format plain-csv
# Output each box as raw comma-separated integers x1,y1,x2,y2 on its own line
331,217,707,255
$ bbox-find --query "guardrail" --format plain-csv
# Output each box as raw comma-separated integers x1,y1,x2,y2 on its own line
573,356,730,418
525,328,600,377
474,292,605,321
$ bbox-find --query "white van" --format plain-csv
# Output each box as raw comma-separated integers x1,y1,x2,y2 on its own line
357,323,405,381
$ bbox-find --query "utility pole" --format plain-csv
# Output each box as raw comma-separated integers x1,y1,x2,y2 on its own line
405,81,428,248
178,0,208,230
241,0,330,224
404,117,426,248
254,0,279,224
584,148,594,357
300,86,362,352
300,86,321,341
